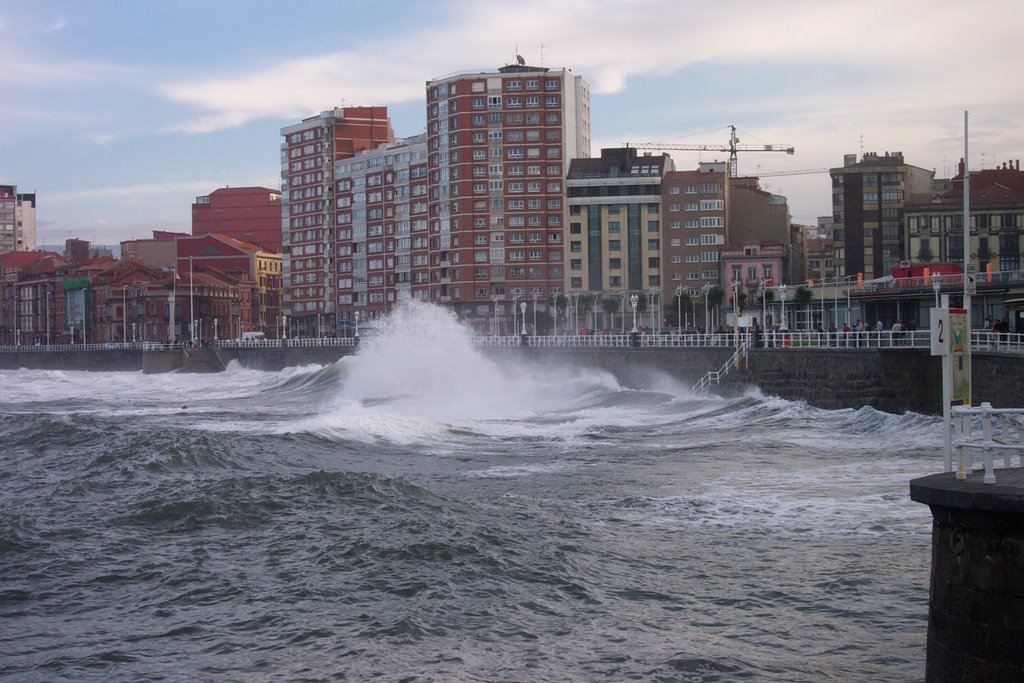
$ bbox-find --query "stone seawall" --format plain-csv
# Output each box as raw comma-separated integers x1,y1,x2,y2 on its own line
2,346,1021,415
484,347,1022,415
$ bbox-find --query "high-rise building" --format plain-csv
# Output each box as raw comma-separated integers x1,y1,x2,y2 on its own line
280,106,393,334
0,185,36,255
192,187,283,252
830,152,934,279
332,135,429,323
662,162,730,297
424,63,591,331
565,148,672,328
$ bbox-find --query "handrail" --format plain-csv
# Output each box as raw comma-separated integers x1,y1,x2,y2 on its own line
951,402,1024,484
693,337,750,394
0,331,1022,354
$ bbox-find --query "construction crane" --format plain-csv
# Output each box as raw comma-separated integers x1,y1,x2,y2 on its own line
624,125,794,178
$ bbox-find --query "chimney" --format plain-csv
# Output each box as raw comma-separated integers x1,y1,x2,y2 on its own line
958,158,965,178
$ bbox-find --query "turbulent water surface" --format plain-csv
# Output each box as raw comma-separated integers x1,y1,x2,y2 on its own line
0,303,937,681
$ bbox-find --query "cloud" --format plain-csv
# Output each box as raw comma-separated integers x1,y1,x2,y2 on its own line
154,0,1022,136
47,180,247,203
44,17,67,33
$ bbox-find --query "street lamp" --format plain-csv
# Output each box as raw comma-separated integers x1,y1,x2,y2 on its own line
779,284,788,331
122,287,128,344
354,311,360,338
532,294,538,334
931,271,942,308
214,318,219,341
702,283,711,333
520,301,527,335
630,294,639,333
675,284,684,333
511,294,521,336
760,278,767,329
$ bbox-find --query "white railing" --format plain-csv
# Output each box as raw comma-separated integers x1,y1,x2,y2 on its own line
692,338,750,393
951,403,1024,484
0,331,1022,354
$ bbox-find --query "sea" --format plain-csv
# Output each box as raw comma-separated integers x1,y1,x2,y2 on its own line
0,302,938,682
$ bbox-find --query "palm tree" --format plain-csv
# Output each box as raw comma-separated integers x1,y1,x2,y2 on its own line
794,286,814,330
550,293,568,333
601,296,620,331
673,290,692,330
706,286,724,330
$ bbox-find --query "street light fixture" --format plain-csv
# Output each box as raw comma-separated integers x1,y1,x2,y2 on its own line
675,284,684,333
779,284,788,332
629,294,639,333
931,271,942,308
702,283,711,333
354,311,360,339
520,301,527,335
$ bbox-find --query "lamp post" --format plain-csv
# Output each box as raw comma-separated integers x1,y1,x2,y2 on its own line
630,294,639,333
354,311,360,338
132,322,137,343
532,293,538,334
122,286,128,343
931,271,942,308
779,284,788,331
675,284,684,333
760,278,767,329
214,318,219,341
511,294,521,336
702,283,711,333
520,301,527,335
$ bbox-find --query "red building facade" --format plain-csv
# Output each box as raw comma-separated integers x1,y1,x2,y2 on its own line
192,187,282,252
280,106,393,333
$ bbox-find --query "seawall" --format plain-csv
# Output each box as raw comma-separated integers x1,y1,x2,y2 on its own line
1,346,1021,415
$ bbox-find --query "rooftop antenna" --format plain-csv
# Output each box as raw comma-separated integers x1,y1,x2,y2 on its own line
540,44,545,67
859,133,864,157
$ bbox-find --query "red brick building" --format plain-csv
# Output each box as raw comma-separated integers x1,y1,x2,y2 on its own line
280,106,393,334
192,187,282,252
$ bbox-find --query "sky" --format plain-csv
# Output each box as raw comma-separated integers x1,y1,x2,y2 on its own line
2,0,1022,248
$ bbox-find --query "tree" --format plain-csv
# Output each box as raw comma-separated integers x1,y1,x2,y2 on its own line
601,296,620,330
706,286,724,329
794,286,815,330
672,290,692,329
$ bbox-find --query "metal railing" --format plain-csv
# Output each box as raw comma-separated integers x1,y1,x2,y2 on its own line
693,340,749,394
951,403,1024,484
0,331,1022,354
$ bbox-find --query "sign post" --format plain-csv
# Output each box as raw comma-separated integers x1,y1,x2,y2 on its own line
932,304,971,474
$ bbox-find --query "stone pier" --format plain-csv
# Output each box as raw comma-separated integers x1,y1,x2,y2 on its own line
910,469,1024,682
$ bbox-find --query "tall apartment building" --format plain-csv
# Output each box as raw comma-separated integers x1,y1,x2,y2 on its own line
192,187,283,252
425,63,591,330
905,159,1024,274
830,152,934,279
566,147,672,297
332,135,429,321
280,106,393,334
662,162,730,298
0,185,36,255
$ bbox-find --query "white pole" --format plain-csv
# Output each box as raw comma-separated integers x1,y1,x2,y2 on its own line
122,287,127,343
189,256,195,342
962,110,972,404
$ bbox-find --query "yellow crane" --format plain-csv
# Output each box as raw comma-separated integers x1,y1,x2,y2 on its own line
624,125,794,178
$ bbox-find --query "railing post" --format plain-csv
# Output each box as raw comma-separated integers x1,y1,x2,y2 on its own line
981,402,996,484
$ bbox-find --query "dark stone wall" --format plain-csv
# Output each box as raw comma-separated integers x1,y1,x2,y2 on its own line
2,345,1021,415
0,350,144,372
911,470,1024,682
